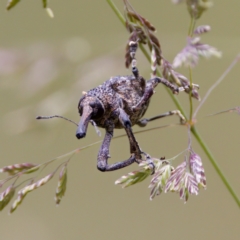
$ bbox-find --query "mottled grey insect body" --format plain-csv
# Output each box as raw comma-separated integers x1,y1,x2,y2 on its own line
77,74,148,132
75,65,182,172
74,39,186,172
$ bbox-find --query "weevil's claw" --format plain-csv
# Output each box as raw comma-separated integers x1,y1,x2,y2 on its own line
146,158,155,175
141,151,155,175
148,161,155,175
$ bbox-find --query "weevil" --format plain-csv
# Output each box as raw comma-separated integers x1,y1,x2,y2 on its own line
75,41,186,172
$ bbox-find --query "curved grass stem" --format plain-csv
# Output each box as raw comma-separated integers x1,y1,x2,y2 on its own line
191,126,240,207
106,0,240,208
193,53,240,119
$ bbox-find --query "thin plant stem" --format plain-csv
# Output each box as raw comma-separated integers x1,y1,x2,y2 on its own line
191,126,240,207
193,53,240,119
188,66,193,120
107,0,125,23
106,0,240,207
188,17,193,36
188,17,196,37
188,17,196,120
206,107,240,117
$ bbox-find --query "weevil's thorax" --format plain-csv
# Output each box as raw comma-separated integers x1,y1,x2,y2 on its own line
79,75,150,128
109,75,149,127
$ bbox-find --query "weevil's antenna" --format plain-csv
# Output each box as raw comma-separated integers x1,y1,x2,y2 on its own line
36,115,78,126
36,115,102,137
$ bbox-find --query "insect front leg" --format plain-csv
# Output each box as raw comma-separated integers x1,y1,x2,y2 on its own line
118,108,142,160
118,108,155,172
97,121,136,172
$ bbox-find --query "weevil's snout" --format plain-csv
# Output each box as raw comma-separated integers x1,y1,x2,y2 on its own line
76,131,86,139
76,97,104,139
76,103,92,139
76,107,92,139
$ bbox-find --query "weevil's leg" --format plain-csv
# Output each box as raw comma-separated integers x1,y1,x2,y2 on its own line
136,110,186,127
129,40,141,80
97,121,136,172
97,109,155,172
118,108,141,159
128,41,148,93
157,77,185,94
132,77,185,112
118,108,155,172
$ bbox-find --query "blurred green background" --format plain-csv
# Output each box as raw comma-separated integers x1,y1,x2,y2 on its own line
0,0,239,239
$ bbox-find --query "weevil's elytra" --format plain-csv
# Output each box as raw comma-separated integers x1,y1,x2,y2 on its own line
76,41,185,172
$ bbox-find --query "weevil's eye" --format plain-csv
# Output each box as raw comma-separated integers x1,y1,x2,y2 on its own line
78,96,86,116
89,102,95,108
89,99,104,120
79,106,83,116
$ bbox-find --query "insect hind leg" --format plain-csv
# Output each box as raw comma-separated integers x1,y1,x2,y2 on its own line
136,110,186,127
